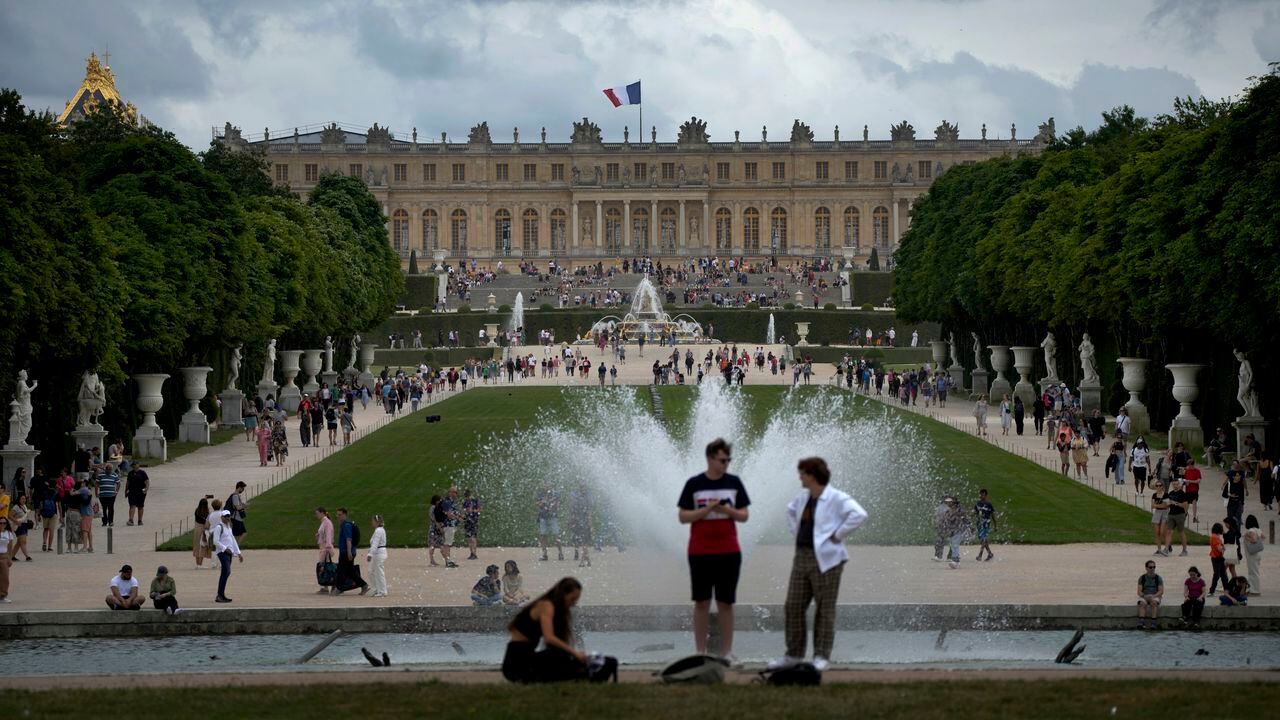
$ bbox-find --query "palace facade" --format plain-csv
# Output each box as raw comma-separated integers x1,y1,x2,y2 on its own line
220,115,1053,268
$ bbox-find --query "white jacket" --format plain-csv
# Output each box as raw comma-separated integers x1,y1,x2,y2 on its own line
786,486,869,573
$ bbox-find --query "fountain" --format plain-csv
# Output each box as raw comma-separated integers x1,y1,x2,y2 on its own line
586,276,706,343
508,291,525,342
766,314,776,344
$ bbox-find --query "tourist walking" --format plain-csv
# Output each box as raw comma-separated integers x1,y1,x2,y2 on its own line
340,404,356,445
0,517,14,603
125,462,149,526
999,395,1012,436
366,514,388,597
1150,482,1170,556
972,396,988,437
1243,515,1263,595
1208,522,1228,595
149,566,179,614
8,495,32,562
1166,479,1190,556
569,483,594,567
96,463,118,527
1071,433,1089,478
212,510,243,602
536,485,564,562
1032,396,1046,435
1130,438,1151,495
974,489,996,561
192,498,212,569
227,481,248,542
677,438,751,664
768,457,867,673
255,420,271,466
439,488,459,569
938,496,972,568
1013,396,1025,435
463,489,482,560
502,577,588,683
1223,461,1247,523
1087,409,1105,455
334,507,370,595
315,507,333,592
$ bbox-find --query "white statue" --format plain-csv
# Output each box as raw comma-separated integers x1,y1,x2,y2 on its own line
1235,349,1262,418
1078,334,1098,385
690,217,700,245
261,339,277,383
76,371,107,427
324,336,335,373
347,334,361,371
226,344,242,391
948,332,958,367
1040,331,1059,382
12,369,36,445
970,332,983,369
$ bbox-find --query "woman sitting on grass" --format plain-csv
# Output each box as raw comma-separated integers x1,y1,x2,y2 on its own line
502,577,588,683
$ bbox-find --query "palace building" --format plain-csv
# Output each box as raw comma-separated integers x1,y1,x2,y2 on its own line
219,115,1053,268
58,51,144,126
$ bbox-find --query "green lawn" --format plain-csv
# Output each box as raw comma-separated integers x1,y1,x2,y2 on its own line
162,385,1169,550
5,680,1273,719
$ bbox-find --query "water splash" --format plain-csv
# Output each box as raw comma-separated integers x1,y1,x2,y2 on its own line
766,313,776,344
588,276,703,342
508,292,525,337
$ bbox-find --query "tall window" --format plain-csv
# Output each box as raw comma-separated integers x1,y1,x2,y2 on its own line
745,162,758,181
660,207,677,251
771,162,785,180
844,161,858,180
304,164,318,182
606,208,623,252
495,163,509,181
814,207,830,250
873,161,887,180
872,206,891,247
917,160,932,179
523,163,537,181
715,207,732,251
815,161,829,180
423,163,437,182
743,208,760,251
634,163,647,181
521,209,539,253
393,163,407,182
716,162,729,181
349,163,362,179
550,209,567,254
422,209,439,251
451,209,468,254
452,163,466,182
551,163,564,181
661,162,675,180
275,164,289,182
843,207,860,248
606,163,619,181
770,207,788,253
391,209,409,255
495,209,512,255
632,207,649,253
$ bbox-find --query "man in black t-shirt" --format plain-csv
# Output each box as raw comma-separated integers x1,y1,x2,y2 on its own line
1165,479,1189,556
125,464,149,526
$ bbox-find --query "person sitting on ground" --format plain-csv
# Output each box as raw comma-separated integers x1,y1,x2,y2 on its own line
1220,576,1250,606
149,565,179,614
1136,560,1164,630
106,564,144,610
502,560,528,606
502,577,588,683
471,564,503,606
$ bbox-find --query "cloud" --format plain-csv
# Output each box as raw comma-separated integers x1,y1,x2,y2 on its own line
1255,8,1280,64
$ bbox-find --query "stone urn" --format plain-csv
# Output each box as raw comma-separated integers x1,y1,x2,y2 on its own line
1166,363,1205,448
487,293,498,313
1117,357,1151,436
301,349,323,396
929,340,947,368
987,345,1012,400
132,373,169,461
279,350,304,412
1009,346,1036,405
794,290,804,306
485,323,500,347
795,321,811,347
178,366,212,443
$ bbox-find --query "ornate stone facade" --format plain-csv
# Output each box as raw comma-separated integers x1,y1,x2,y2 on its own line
228,118,1046,267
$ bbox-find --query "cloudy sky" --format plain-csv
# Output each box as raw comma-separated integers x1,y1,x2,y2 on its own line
2,0,1277,149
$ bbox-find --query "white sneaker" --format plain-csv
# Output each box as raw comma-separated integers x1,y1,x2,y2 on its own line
948,561,959,569
720,653,742,668
812,656,830,672
0,598,11,603
767,656,803,671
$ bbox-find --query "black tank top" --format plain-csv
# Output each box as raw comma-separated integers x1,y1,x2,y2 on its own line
510,604,543,643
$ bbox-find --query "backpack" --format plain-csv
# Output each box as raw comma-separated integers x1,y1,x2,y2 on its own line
762,663,822,686
657,655,727,684
40,497,56,518
349,522,361,550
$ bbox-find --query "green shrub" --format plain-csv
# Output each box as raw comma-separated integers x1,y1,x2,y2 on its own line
408,249,419,275
861,303,874,311
863,348,885,359
499,304,512,313
539,304,553,312
458,304,472,313
868,247,881,271
784,302,796,310
823,302,837,310
746,302,760,310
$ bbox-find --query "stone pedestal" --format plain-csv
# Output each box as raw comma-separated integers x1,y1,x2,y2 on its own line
840,271,851,306
301,349,323,396
1166,363,1205,449
485,323,499,348
987,346,1012,400
1009,346,1036,406
358,343,378,389
70,423,108,459
1116,357,1151,436
435,271,448,306
279,350,303,413
256,380,279,404
971,368,989,400
178,366,212,444
1232,417,1269,460
795,322,811,347
948,363,967,391
321,370,340,391
0,446,39,494
929,341,947,370
1079,382,1102,417
219,389,245,428
131,373,169,462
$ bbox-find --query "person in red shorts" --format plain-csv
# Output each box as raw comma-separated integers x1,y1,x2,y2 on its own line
678,438,750,665
1182,458,1202,523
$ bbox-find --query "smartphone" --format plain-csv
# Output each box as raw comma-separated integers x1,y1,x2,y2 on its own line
718,498,731,506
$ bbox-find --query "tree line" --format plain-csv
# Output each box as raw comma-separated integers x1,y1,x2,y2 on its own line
893,67,1280,433
0,91,403,467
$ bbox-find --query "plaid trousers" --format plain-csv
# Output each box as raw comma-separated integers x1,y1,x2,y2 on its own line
784,547,844,659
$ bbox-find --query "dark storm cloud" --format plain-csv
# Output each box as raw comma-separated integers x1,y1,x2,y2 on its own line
353,4,473,79
1255,8,1280,64
1069,63,1201,122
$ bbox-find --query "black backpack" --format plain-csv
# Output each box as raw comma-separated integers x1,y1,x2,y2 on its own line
761,662,822,686
349,522,361,551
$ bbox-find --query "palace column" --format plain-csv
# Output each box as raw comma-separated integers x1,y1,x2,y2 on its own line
702,201,710,253
651,198,658,253
624,199,632,251
678,200,687,251
595,200,603,250
891,197,900,247
571,201,579,249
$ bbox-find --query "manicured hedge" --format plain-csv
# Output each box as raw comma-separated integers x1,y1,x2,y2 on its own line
849,272,895,306
399,274,438,309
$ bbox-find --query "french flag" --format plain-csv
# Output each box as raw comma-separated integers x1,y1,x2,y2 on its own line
603,81,641,107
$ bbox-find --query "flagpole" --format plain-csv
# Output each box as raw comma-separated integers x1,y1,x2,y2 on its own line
638,78,642,143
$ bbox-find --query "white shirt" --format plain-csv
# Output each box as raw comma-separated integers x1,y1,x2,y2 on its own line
1115,414,1131,434
367,527,387,559
212,522,242,556
0,529,14,555
786,486,869,573
109,574,139,598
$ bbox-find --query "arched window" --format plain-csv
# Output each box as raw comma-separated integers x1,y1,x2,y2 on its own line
632,207,649,253
770,207,788,254
743,208,760,252
495,209,512,256
715,207,732,251
814,207,830,251
391,209,409,255
606,208,623,252
660,207,677,252
450,209,468,255
422,209,439,251
522,208,539,253
550,209,567,254
872,206,890,248
843,206,860,248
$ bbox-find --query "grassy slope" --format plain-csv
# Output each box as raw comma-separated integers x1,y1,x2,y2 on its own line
5,681,1275,719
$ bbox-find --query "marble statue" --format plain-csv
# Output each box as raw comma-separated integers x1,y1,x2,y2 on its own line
76,371,107,427
347,334,360,370
13,369,36,445
583,216,593,239
948,332,959,367
1235,349,1262,417
1040,332,1059,382
970,332,982,369
690,217,700,245
324,336,334,372
261,339,277,383
226,344,242,391
1079,334,1098,384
